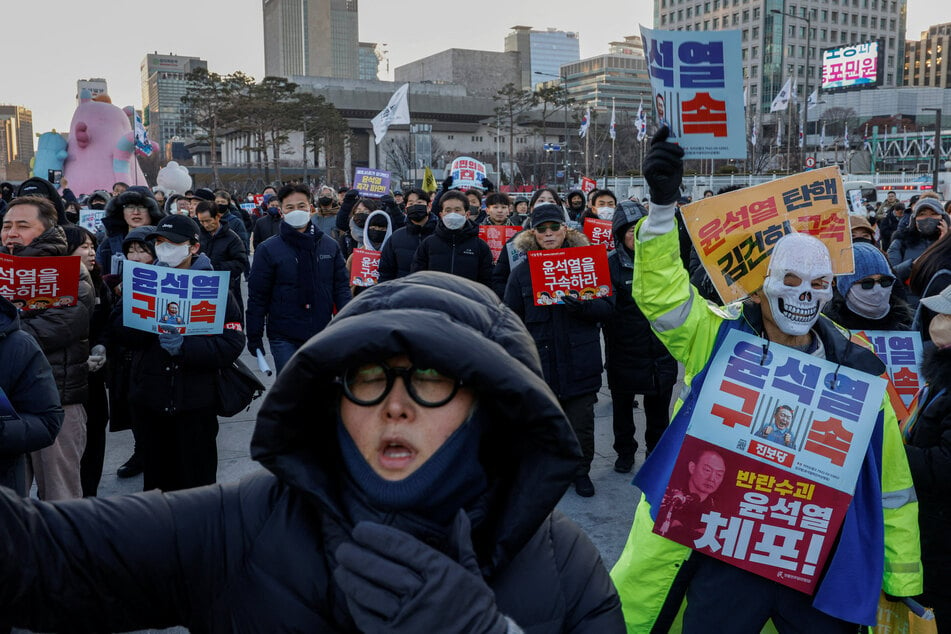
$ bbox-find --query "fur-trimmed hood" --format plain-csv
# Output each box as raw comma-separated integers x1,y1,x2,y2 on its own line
511,226,589,254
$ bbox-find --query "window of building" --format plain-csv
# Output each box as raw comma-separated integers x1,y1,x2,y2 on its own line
752,7,760,18
743,28,749,41
870,16,877,28
713,17,719,28
447,135,454,140
752,26,759,38
687,6,692,17
742,9,749,21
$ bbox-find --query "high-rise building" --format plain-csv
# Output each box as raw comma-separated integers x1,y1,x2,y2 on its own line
905,23,951,88
77,78,108,103
559,36,653,113
505,26,581,90
263,0,359,79
0,105,34,180
395,50,521,98
140,53,208,158
655,0,906,115
359,42,381,81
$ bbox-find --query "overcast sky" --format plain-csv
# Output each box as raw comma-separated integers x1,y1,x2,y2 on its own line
2,0,946,137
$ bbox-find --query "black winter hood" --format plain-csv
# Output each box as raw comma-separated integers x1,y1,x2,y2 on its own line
611,200,648,253
251,271,582,572
0,296,19,337
16,178,67,226
102,190,165,237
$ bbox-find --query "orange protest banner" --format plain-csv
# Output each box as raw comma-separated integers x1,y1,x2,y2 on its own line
681,166,854,303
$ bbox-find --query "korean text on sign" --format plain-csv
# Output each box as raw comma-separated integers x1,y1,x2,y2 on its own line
526,244,612,306
639,25,746,159
449,156,488,190
856,330,924,421
479,225,521,264
353,168,391,199
121,261,230,336
583,218,615,252
682,167,853,303
350,248,381,287
0,253,81,310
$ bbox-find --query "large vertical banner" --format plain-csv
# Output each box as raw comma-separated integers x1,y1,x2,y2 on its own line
640,25,746,158
122,261,230,335
653,330,886,593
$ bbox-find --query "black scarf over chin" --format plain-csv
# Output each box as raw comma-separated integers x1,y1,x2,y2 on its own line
280,221,318,309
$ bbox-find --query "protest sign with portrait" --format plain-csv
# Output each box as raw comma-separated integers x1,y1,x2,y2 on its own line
122,261,230,336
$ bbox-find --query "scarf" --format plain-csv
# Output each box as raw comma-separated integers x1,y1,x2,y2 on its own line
280,221,318,309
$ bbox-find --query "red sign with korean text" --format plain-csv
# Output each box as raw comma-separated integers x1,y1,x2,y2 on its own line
527,245,612,306
583,218,615,251
350,248,381,287
0,253,81,310
479,225,522,264
580,177,597,194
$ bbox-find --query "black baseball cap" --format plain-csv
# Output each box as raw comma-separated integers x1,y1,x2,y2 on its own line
149,215,201,244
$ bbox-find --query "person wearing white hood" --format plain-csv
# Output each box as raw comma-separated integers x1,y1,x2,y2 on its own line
412,190,494,287
347,209,392,296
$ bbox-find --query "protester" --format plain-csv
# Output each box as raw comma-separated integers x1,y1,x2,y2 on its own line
110,215,244,492
565,190,587,222
338,197,376,261
213,190,251,250
378,190,436,283
311,185,340,236
251,194,283,249
503,203,614,497
513,197,529,225
579,189,617,224
16,177,69,226
0,296,63,496
887,197,950,307
823,241,913,331
849,214,878,247
611,128,922,632
0,196,94,500
96,188,165,275
905,283,951,629
603,200,677,473
196,201,249,318
480,192,516,226
347,209,391,296
412,190,493,286
0,272,625,632
878,201,905,251
246,184,350,375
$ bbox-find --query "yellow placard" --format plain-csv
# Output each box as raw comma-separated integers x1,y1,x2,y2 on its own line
681,166,855,303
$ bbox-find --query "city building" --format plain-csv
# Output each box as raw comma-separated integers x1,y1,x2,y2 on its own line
0,105,34,181
395,49,521,98
505,26,581,90
558,36,652,114
905,23,951,88
76,78,108,103
655,0,906,116
263,0,359,79
140,52,207,160
359,42,381,81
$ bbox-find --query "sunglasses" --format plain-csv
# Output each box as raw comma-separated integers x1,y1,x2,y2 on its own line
535,222,564,233
856,277,895,290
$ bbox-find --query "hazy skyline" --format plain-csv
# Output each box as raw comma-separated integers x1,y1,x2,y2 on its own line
2,0,947,138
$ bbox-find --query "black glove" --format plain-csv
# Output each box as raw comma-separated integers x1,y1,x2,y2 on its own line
334,511,510,634
561,295,588,314
481,177,495,192
643,126,684,206
247,336,265,357
442,175,454,191
380,193,396,205
343,189,360,203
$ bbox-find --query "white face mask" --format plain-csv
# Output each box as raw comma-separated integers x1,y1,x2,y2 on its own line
442,212,466,230
284,209,311,229
154,242,191,268
596,207,615,220
845,284,891,320
762,233,834,336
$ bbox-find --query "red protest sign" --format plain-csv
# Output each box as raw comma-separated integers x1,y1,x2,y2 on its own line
527,244,611,306
0,253,81,310
253,195,264,206
350,248,381,287
583,218,614,251
479,225,522,263
581,177,597,194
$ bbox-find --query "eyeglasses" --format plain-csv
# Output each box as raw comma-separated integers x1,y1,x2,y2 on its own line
124,205,147,212
340,362,461,407
856,277,895,290
535,222,563,233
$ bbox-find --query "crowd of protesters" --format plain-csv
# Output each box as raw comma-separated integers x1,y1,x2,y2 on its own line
0,127,949,631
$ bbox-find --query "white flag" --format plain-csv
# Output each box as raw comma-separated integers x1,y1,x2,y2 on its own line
609,100,617,141
819,122,827,149
636,101,647,142
371,83,411,145
807,90,818,110
751,117,758,146
579,107,591,138
776,119,783,147
770,78,792,113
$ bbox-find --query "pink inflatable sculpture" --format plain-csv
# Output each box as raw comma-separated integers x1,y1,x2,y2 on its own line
63,91,152,196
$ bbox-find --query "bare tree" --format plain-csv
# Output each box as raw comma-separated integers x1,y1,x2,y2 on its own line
493,84,537,183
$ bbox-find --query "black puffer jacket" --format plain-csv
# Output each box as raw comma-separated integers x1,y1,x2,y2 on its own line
377,215,437,282
1,226,94,405
0,272,623,632
412,218,494,286
503,230,615,399
0,297,63,495
604,202,678,393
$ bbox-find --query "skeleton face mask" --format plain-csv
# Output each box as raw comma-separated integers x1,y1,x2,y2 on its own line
761,233,834,336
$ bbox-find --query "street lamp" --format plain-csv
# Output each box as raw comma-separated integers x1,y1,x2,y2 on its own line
535,70,570,189
923,107,942,193
772,8,811,171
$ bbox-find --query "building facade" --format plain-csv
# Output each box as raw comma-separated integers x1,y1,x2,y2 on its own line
359,42,381,81
263,0,359,79
505,26,581,90
140,53,208,159
559,36,652,114
0,105,34,181
905,23,951,88
394,49,522,98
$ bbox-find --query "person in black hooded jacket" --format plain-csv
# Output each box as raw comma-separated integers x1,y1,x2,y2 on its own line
0,271,624,633
603,201,677,474
95,188,165,275
378,199,437,282
412,190,493,286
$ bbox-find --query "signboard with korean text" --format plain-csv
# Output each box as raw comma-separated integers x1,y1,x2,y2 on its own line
584,218,615,252
121,261,230,336
240,202,256,215
253,195,264,206
681,167,854,303
349,248,381,287
653,329,886,593
640,25,746,158
479,225,521,264
353,168,392,198
580,177,597,194
79,208,106,234
855,330,924,422
449,157,487,190
820,41,882,92
0,253,80,310
527,244,612,306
